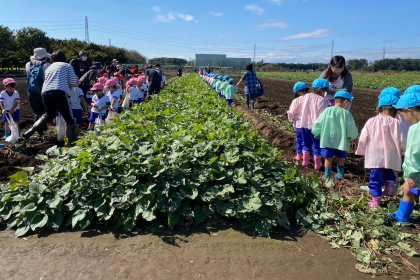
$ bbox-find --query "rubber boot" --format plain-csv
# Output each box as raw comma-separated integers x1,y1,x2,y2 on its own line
23,116,48,139
314,156,323,170
246,98,250,108
386,200,414,223
65,124,76,145
322,168,332,180
368,197,381,208
4,130,11,139
302,151,310,167
335,166,344,180
251,100,256,109
383,181,396,196
294,153,303,161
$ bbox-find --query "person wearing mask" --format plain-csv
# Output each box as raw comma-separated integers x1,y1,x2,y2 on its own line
70,50,90,79
145,65,162,95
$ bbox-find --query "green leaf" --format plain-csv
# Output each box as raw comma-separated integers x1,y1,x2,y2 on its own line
142,211,156,222
28,183,48,195
48,212,63,229
9,171,28,185
193,205,208,224
30,214,48,231
15,225,30,237
71,209,87,228
168,212,179,227
243,196,262,211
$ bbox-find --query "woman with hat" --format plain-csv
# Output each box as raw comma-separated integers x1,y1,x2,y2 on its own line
70,50,91,79
78,62,104,97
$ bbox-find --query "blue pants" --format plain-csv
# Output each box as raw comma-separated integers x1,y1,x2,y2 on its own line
301,128,321,156
368,168,396,197
226,99,233,106
295,128,302,153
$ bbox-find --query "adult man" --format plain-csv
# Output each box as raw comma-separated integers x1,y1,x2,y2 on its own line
178,67,183,77
25,47,51,136
145,65,162,95
109,59,119,77
70,50,90,79
155,64,163,78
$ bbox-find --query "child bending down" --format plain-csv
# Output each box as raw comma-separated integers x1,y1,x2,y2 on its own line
312,91,359,180
0,78,20,138
386,86,420,223
356,94,405,207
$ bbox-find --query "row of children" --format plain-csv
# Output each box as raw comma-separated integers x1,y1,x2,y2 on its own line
287,78,420,218
201,73,238,106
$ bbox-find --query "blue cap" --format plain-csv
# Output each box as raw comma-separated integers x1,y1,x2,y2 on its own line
293,82,308,93
378,94,399,107
92,62,103,70
312,78,330,88
229,78,234,83
379,87,402,98
394,92,420,109
334,90,354,101
224,75,230,80
404,85,420,95
218,75,223,79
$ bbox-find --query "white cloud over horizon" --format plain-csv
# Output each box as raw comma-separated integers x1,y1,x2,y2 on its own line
245,4,265,15
152,6,160,12
211,12,224,17
271,29,331,41
269,0,284,4
257,20,288,29
155,13,196,23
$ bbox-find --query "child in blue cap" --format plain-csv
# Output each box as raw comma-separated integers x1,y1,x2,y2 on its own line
312,90,359,179
386,85,420,222
288,82,309,161
215,76,224,97
219,76,231,98
356,93,405,207
224,79,238,106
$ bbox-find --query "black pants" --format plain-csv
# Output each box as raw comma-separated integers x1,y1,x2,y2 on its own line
148,83,161,95
42,90,75,125
28,92,45,120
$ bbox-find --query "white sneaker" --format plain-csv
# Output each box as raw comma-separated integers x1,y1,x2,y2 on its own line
360,186,370,191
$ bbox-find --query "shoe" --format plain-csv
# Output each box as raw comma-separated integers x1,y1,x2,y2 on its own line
368,197,381,208
302,151,310,167
359,186,370,192
314,156,323,170
386,200,414,223
4,130,11,139
23,116,48,139
383,181,396,196
294,153,303,161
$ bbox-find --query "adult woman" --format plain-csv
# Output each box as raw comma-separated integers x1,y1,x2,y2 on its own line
319,55,353,104
23,50,77,143
237,63,258,109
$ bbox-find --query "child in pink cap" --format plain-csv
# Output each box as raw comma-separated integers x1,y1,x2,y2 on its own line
126,78,140,108
87,83,110,131
137,76,147,103
105,79,122,113
0,78,21,138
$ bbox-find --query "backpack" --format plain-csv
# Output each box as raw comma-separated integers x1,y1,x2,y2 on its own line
255,79,264,97
27,62,45,95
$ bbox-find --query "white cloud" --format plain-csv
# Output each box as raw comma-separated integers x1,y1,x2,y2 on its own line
257,20,288,29
272,29,331,41
245,5,265,15
269,0,284,4
211,12,224,17
152,6,160,12
154,13,196,23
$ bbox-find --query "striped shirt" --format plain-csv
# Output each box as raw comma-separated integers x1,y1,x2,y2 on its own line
42,62,77,94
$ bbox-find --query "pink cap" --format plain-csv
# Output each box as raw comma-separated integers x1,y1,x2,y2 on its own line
112,77,119,82
97,77,108,85
3,78,16,87
91,83,104,91
105,79,117,88
137,76,145,83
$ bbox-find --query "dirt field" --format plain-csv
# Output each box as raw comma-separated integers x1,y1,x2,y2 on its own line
0,75,417,280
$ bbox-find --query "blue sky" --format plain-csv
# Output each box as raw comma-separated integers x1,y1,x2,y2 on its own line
3,0,420,63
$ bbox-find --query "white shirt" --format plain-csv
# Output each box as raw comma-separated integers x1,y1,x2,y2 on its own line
68,87,84,110
107,88,122,110
140,83,148,93
129,87,140,101
0,90,20,110
91,94,110,114
161,75,167,87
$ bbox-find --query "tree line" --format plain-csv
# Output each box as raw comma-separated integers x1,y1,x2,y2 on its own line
148,57,187,66
0,25,146,71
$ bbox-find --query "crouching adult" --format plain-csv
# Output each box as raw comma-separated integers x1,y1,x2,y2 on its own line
23,51,77,143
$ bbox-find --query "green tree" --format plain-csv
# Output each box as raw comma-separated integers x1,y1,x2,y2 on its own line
15,27,52,64
0,25,17,69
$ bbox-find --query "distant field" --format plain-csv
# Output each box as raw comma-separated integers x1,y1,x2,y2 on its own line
257,72,420,91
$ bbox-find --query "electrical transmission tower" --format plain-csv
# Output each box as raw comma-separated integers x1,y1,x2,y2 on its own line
85,16,90,43
383,47,386,59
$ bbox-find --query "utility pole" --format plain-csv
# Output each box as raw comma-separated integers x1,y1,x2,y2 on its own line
331,40,334,57
109,39,111,47
253,44,256,63
85,16,90,43
383,47,386,60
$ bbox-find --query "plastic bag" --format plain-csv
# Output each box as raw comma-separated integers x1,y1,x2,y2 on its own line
122,91,130,110
56,115,65,141
5,113,19,143
94,116,105,132
105,110,116,124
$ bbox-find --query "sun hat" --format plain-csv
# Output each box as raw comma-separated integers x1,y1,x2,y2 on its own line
293,82,308,93
30,48,50,60
112,77,119,82
394,92,420,109
334,90,354,101
97,77,108,85
112,59,119,63
312,78,330,88
79,50,88,56
3,78,16,87
379,87,402,98
229,78,234,83
404,85,420,95
378,94,399,107
91,62,103,70
105,79,117,88
91,83,104,91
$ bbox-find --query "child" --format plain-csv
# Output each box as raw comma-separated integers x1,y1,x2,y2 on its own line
215,76,224,96
312,91,359,179
386,85,420,222
0,78,20,138
220,76,231,98
137,77,146,104
161,72,167,90
126,78,140,108
105,79,122,113
356,94,405,207
68,78,88,136
290,79,329,169
88,83,110,131
224,79,238,106
210,74,218,90
287,82,310,161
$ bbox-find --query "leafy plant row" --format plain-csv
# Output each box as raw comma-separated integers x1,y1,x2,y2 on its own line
0,74,317,237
